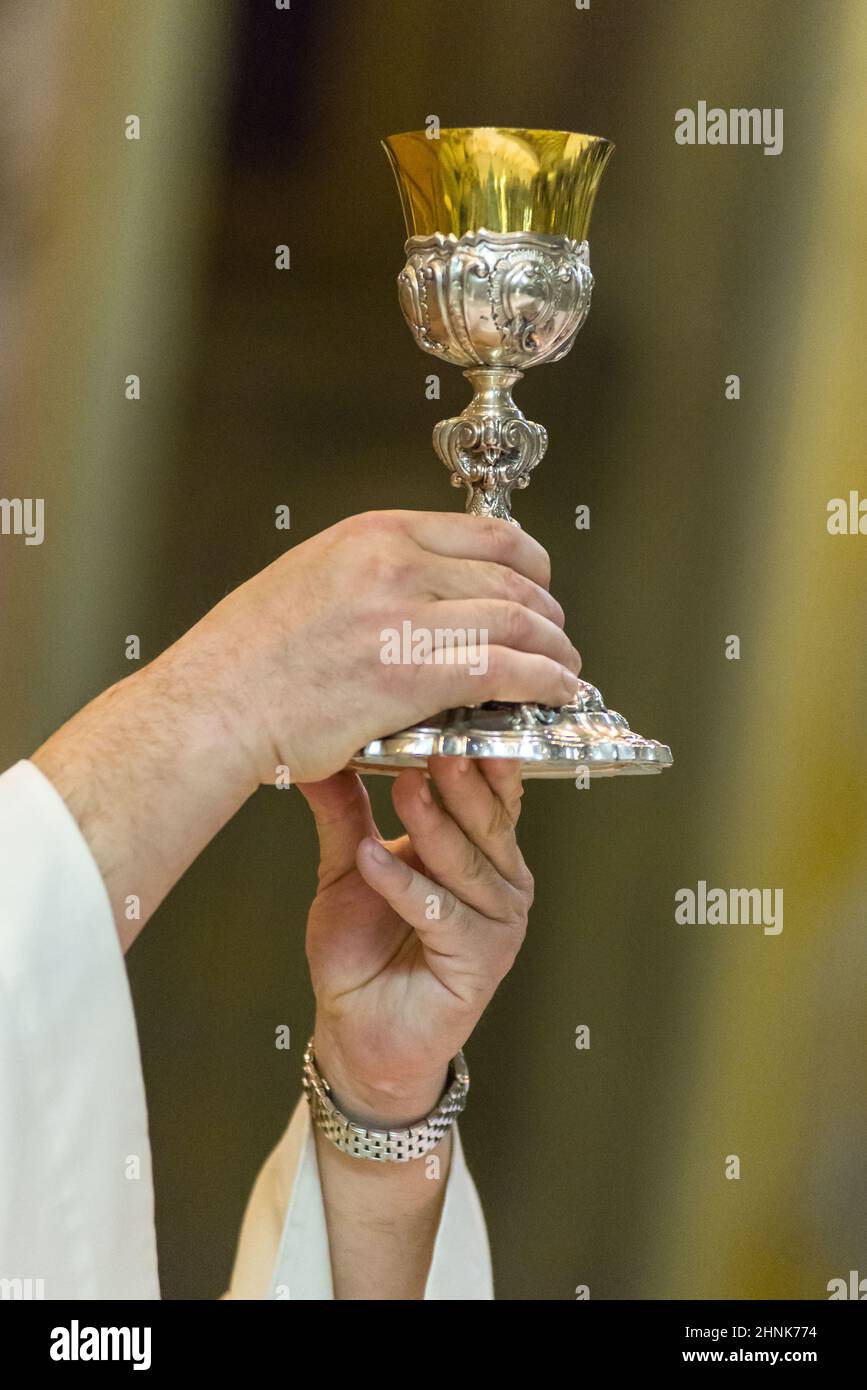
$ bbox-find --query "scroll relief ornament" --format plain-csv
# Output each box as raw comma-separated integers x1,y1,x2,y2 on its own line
397,230,594,523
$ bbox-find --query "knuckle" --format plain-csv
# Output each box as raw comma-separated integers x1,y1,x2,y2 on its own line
485,797,513,841
467,842,500,893
437,888,460,922
461,973,496,1007
364,548,415,595
549,592,566,627
502,899,529,954
341,511,377,540
503,601,530,647
471,646,504,700
518,866,535,907
500,563,528,603
462,839,487,881
537,547,552,588
354,509,397,534
478,515,515,559
345,511,410,553
380,656,425,703
361,550,391,588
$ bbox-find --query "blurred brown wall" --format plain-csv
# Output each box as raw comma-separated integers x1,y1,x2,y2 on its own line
2,0,865,1299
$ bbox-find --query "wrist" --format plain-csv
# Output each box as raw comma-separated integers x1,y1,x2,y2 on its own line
312,1025,450,1130
154,630,264,798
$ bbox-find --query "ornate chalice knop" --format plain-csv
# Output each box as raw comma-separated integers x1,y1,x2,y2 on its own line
352,127,672,778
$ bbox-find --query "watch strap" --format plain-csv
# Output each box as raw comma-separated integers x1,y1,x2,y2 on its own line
302,1038,469,1162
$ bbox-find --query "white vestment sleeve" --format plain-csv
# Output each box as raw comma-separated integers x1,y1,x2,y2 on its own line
0,760,159,1299
0,758,493,1301
226,1100,494,1300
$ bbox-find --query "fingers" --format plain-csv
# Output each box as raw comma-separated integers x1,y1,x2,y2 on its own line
422,556,565,629
476,758,525,827
425,758,529,885
355,832,512,991
296,771,377,883
415,598,580,676
422,644,580,711
390,767,527,921
406,511,552,590
419,553,569,631
346,510,582,715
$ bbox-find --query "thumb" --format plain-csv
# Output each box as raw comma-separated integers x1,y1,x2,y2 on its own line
296,771,378,882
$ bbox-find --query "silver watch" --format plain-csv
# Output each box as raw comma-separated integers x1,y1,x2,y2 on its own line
302,1038,469,1162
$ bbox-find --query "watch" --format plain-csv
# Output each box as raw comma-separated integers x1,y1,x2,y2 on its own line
302,1038,469,1162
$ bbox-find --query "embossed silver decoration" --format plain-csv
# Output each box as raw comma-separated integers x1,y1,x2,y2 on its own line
397,229,593,370
358,681,672,777
433,368,547,522
352,229,672,778
399,230,590,521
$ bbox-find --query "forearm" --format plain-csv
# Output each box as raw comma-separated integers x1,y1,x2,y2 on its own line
31,640,258,951
312,1030,452,1299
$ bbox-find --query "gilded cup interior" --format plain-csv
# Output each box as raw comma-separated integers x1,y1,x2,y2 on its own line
383,127,614,241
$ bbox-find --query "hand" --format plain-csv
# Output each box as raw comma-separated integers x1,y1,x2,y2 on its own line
300,755,534,1126
31,510,576,945
176,508,580,785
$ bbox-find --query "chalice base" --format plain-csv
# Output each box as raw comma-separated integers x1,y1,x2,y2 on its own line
350,680,673,779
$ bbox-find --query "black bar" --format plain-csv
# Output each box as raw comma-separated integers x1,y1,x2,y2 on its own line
3,1298,863,1373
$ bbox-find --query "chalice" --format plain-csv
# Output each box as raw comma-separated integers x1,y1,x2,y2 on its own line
352,127,672,778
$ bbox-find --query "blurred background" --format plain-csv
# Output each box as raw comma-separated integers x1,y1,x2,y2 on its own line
2,0,866,1299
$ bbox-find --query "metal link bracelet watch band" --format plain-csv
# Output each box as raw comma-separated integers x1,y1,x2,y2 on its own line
302,1038,469,1162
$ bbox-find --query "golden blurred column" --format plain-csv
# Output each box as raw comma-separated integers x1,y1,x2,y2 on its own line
655,0,867,1299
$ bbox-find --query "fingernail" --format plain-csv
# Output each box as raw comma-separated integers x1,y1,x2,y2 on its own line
364,837,392,865
418,778,432,804
456,756,470,773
